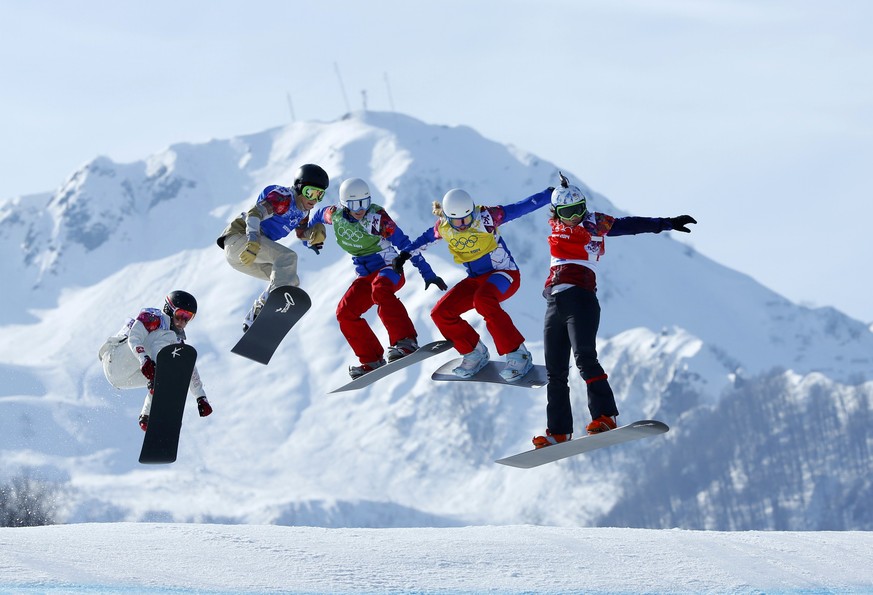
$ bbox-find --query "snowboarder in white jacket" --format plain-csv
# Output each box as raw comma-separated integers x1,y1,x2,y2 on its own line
98,290,212,431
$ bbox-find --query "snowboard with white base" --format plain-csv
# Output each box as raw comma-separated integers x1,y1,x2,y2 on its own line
495,420,669,468
139,343,197,465
231,285,311,365
330,340,454,393
431,360,548,389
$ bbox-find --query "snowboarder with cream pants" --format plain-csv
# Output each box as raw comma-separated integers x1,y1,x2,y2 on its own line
216,164,330,331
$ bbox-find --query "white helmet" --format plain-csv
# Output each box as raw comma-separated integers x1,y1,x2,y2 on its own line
339,178,372,210
551,184,589,220
441,188,475,219
551,184,588,208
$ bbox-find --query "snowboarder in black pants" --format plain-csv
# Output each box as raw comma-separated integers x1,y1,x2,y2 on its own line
533,174,696,448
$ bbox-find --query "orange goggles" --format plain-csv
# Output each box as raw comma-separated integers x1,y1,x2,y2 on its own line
173,309,196,322
448,214,474,230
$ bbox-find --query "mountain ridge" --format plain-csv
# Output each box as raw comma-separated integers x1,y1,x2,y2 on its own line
0,111,870,529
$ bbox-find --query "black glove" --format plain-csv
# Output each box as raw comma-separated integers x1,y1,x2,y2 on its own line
559,171,570,188
392,251,412,274
141,357,156,383
668,215,697,233
308,242,323,255
425,276,448,291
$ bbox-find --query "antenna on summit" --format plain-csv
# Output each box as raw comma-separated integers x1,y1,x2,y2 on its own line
334,62,351,114
384,72,396,112
286,92,296,122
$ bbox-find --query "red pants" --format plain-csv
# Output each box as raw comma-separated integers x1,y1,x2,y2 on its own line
431,270,524,356
337,268,416,363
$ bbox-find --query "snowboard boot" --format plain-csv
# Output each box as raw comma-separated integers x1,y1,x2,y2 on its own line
498,343,533,382
532,429,572,449
349,359,387,380
451,341,490,378
242,289,270,332
139,391,153,432
586,415,617,435
387,337,419,362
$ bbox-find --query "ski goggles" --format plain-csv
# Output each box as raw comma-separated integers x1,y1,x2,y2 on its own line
555,201,588,220
301,185,326,202
448,213,474,230
345,197,371,212
172,308,196,322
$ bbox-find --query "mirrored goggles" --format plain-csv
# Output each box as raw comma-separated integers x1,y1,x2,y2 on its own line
301,185,326,202
173,308,196,322
556,201,588,220
346,197,371,212
448,214,474,229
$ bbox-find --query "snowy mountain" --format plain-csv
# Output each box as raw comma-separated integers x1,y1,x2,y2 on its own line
1,111,871,529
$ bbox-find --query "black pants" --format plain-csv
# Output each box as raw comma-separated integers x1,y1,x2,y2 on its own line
543,286,618,434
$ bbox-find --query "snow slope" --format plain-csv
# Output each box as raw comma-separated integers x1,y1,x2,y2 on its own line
2,523,872,594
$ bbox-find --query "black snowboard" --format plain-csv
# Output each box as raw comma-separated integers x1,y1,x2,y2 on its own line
330,340,454,393
139,343,197,465
231,285,311,365
495,419,669,468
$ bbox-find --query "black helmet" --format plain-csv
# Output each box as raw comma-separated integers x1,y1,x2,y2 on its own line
164,290,198,319
293,164,329,191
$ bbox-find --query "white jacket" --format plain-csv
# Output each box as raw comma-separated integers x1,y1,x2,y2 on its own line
98,308,206,398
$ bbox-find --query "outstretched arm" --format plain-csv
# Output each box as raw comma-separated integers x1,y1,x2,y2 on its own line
491,187,553,225
608,215,696,237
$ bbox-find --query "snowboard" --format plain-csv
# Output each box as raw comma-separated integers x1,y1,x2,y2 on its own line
231,285,311,365
495,419,669,468
431,360,548,389
139,343,197,465
330,340,454,393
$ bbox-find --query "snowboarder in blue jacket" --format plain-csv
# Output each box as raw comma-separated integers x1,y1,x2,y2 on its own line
309,178,446,378
216,164,330,331
394,186,552,382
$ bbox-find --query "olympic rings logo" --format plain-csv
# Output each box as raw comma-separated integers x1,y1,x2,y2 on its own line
449,235,479,250
338,226,365,242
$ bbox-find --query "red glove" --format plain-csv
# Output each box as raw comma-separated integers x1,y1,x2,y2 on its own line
197,396,213,417
141,357,156,383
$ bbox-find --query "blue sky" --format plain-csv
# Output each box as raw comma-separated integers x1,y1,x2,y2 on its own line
2,0,871,322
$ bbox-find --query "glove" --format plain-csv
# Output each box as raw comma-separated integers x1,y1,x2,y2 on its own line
307,223,326,244
392,251,412,274
141,357,156,383
425,276,448,291
309,242,323,255
239,241,260,265
559,171,570,188
197,396,213,417
669,215,697,233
